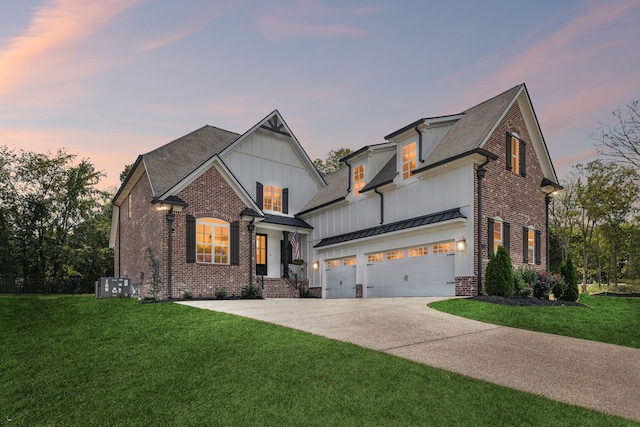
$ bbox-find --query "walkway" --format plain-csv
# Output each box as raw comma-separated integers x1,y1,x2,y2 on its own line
179,297,640,423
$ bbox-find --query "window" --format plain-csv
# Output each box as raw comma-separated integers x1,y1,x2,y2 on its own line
433,242,455,254
196,218,229,264
523,227,542,265
493,220,503,255
263,185,282,212
506,133,526,177
387,250,404,260
128,194,132,219
402,142,417,179
353,164,365,196
327,259,339,268
408,246,429,257
367,253,383,263
343,257,356,266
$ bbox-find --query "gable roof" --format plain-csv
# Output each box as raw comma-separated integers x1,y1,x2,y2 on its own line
360,154,397,193
143,125,239,197
297,166,349,215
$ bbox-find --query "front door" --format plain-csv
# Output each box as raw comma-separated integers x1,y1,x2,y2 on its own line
256,234,267,276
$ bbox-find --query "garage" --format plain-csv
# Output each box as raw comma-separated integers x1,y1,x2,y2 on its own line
325,257,357,299
365,242,456,297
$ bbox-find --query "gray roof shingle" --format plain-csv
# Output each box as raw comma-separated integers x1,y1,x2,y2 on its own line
143,125,239,196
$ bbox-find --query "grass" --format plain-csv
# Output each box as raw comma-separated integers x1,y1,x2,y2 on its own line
1,295,636,426
430,294,640,349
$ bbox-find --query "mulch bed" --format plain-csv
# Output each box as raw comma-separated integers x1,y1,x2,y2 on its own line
471,295,586,307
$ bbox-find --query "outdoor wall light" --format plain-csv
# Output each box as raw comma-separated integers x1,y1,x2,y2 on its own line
312,261,319,270
456,237,467,252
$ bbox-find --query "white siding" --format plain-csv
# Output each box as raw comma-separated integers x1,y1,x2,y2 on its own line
222,129,321,213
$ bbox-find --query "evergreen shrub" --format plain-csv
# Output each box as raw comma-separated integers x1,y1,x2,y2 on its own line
560,257,579,301
485,246,513,297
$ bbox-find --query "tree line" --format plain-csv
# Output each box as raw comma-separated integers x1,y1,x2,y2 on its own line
550,101,640,286
0,147,113,291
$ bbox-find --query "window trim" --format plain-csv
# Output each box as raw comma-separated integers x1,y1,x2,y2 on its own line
506,132,526,177
402,141,417,180
196,218,230,265
353,164,365,197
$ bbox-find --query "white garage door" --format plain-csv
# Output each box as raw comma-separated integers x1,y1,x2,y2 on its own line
366,243,456,297
325,258,357,299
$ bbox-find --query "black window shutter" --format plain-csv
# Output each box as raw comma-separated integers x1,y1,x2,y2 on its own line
503,222,510,253
186,215,196,263
519,140,527,177
505,133,512,171
282,188,289,214
522,227,529,264
230,221,239,265
256,182,263,209
487,217,495,257
535,230,542,265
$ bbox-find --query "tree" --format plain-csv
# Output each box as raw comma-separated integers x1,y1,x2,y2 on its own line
550,175,580,264
573,161,638,287
313,148,352,175
593,101,640,171
560,257,579,302
120,163,133,183
484,245,513,297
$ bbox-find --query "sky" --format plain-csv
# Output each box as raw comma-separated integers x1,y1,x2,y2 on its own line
1,0,639,191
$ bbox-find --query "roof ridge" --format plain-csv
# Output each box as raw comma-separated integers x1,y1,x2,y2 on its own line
463,83,524,113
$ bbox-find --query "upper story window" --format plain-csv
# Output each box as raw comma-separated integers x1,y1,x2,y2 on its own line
523,227,541,265
353,164,365,196
264,185,282,212
196,218,229,264
128,194,132,219
506,133,526,177
402,142,417,179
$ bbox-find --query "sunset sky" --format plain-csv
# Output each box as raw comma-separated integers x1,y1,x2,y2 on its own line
1,0,639,191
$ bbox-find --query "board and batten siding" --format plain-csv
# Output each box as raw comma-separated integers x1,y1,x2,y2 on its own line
222,129,322,213
304,161,477,291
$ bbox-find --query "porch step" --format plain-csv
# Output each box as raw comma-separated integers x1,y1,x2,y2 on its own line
257,277,309,298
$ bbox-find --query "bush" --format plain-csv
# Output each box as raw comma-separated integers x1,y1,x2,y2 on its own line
512,268,532,297
534,271,563,299
241,283,261,298
560,258,579,301
485,245,513,297
215,288,228,299
182,290,193,300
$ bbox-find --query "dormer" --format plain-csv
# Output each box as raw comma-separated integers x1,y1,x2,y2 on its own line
385,114,464,180
340,143,395,199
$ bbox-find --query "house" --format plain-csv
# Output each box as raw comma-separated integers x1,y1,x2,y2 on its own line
109,83,561,299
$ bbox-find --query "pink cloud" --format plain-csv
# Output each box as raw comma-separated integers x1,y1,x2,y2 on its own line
0,0,142,100
554,149,598,170
258,0,368,40
260,16,366,40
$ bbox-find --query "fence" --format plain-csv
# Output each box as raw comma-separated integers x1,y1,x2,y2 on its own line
0,277,95,294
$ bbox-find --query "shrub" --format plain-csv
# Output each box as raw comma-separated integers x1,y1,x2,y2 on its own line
560,257,579,301
215,288,228,299
485,245,513,297
534,271,563,299
182,290,193,300
241,283,261,298
512,268,532,297
521,267,540,289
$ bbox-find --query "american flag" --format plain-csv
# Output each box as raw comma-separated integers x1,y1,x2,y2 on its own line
291,231,300,260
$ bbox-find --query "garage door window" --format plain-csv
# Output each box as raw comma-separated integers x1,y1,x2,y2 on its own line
327,260,339,268
433,242,455,253
367,253,383,263
387,250,404,260
408,246,429,257
343,257,356,266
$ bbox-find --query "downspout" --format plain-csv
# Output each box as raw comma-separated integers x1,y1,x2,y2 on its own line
476,158,491,296
117,206,121,277
166,210,174,299
346,163,352,193
374,188,384,224
414,125,424,163
545,195,552,271
247,219,255,288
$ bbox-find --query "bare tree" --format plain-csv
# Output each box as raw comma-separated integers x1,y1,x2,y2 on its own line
593,101,640,171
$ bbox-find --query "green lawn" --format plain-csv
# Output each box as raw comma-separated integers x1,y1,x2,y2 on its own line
429,294,640,349
1,296,635,426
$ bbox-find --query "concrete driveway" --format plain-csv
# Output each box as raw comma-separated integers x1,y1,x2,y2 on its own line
178,297,640,423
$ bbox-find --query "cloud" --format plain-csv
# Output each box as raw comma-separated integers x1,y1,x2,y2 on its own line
0,0,142,100
258,0,368,40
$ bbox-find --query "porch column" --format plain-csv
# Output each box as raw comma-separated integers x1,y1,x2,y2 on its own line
282,231,289,278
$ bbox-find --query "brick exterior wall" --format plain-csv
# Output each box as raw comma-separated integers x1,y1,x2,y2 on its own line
115,172,163,298
116,166,254,300
476,101,548,294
